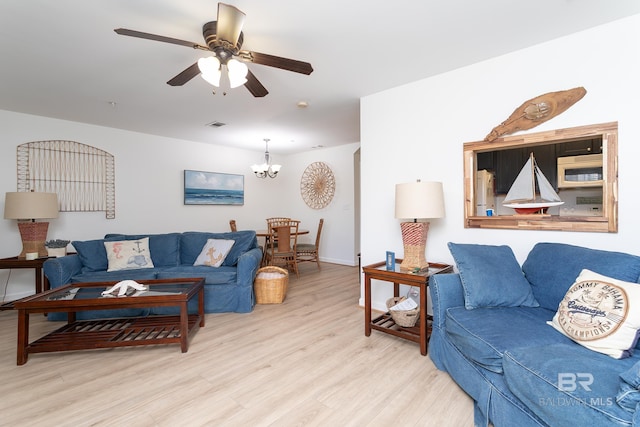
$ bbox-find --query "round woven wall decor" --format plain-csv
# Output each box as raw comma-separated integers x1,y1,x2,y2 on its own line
300,162,336,209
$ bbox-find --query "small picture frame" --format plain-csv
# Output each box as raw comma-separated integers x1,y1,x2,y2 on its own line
386,251,396,270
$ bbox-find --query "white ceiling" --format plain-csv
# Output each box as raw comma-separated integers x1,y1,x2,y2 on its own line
1,1,639,154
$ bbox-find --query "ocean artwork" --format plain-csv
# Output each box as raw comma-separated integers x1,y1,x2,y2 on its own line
184,170,244,205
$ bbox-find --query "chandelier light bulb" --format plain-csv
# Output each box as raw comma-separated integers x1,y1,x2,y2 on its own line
198,56,221,87
227,59,248,88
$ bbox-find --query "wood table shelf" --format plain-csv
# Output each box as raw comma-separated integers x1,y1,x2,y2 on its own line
362,260,453,355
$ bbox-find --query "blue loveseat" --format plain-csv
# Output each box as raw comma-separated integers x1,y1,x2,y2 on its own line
430,242,640,427
43,231,262,320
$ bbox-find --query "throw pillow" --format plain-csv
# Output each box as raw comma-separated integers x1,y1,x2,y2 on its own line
447,242,539,310
547,269,640,359
72,239,109,272
104,237,154,272
193,239,235,267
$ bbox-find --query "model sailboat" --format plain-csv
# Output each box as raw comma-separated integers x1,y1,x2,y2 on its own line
503,153,564,214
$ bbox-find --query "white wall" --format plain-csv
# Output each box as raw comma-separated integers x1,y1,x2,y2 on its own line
361,14,640,310
0,111,357,301
286,143,360,266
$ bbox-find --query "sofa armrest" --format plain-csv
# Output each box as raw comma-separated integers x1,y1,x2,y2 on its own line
236,247,262,287
429,273,465,330
43,254,83,289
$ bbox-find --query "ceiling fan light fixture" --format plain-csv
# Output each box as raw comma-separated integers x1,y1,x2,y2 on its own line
227,59,248,88
198,56,221,87
115,2,313,97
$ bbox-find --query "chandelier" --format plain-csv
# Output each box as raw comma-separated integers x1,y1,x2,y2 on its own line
251,139,281,178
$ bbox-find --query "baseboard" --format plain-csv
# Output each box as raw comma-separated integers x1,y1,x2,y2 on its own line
318,256,357,266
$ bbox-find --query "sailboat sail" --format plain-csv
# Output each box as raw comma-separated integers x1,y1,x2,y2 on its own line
503,153,563,213
503,156,535,203
536,166,562,203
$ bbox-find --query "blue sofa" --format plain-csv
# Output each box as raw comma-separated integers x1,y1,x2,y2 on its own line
430,242,640,427
43,231,262,320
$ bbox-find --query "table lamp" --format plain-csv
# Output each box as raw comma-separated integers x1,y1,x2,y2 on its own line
395,180,445,271
4,191,59,259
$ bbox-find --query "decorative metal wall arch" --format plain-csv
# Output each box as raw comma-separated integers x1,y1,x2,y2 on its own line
17,140,115,219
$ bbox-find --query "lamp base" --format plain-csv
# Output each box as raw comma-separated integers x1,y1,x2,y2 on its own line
399,222,430,272
17,221,50,259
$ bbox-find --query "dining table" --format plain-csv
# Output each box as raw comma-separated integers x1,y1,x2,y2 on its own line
255,229,309,238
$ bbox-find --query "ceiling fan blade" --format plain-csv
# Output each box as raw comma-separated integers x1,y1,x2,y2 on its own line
167,62,201,86
114,28,208,50
240,51,313,75
244,70,268,97
216,3,246,48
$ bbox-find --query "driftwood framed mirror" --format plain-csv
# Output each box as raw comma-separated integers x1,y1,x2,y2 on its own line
463,122,618,233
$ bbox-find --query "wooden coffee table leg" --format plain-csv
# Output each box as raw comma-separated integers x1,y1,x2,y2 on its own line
17,309,29,365
180,302,189,353
198,287,205,327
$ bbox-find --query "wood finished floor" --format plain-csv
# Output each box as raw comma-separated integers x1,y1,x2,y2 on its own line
0,263,473,426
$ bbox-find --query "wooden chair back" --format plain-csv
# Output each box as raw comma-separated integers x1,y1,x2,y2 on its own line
266,219,300,277
314,218,324,248
266,217,291,228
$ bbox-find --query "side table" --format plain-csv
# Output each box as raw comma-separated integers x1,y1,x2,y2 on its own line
0,256,51,308
362,260,453,355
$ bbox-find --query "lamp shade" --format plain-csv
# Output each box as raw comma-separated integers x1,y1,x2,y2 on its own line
395,181,445,220
4,192,59,220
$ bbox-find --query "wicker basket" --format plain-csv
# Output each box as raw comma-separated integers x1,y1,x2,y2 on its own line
254,266,289,304
386,297,419,327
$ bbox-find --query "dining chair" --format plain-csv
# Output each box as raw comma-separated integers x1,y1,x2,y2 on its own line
229,219,237,232
296,218,323,270
263,217,291,265
265,219,300,278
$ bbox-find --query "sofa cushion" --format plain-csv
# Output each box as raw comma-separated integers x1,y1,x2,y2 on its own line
104,233,181,267
548,269,640,359
445,305,560,373
523,242,640,311
180,231,255,267
193,239,235,267
447,243,539,309
104,237,154,272
617,360,640,413
156,266,237,285
71,269,158,284
503,343,639,427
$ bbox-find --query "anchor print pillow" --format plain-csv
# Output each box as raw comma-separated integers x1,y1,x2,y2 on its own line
194,239,235,268
104,237,155,272
547,269,640,359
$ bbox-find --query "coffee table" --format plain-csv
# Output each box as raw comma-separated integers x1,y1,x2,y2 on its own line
14,278,205,365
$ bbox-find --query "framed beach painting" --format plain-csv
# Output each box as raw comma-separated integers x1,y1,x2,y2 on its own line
184,170,244,205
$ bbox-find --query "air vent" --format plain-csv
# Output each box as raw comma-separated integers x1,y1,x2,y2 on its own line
206,121,226,128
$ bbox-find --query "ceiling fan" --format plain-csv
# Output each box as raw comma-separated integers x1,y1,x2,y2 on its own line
114,2,313,97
